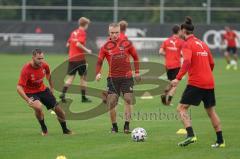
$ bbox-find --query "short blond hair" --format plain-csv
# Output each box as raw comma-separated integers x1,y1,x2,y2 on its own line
118,20,128,32
78,17,90,27
109,22,120,28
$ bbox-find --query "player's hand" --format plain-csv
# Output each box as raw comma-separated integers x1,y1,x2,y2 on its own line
171,79,179,87
96,73,102,81
135,73,141,82
27,97,34,107
87,49,92,54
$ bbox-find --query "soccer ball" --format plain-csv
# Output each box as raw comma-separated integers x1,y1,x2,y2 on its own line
131,127,147,142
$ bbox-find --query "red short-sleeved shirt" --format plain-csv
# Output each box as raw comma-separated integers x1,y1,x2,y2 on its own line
176,35,215,89
119,32,128,40
68,28,86,61
161,35,184,69
223,31,237,47
18,62,50,94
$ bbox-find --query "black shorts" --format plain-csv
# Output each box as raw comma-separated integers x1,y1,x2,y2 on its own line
26,88,58,110
180,85,216,108
227,47,237,54
107,77,134,96
68,60,87,76
166,67,180,81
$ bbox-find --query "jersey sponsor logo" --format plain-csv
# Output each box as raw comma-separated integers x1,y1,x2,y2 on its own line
195,41,204,49
166,40,178,51
196,51,208,56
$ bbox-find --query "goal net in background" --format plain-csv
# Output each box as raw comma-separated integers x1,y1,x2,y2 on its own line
129,37,166,62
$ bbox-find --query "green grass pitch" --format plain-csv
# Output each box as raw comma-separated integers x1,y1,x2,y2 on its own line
0,54,239,159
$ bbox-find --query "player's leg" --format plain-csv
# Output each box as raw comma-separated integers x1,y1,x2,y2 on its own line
123,93,133,133
177,104,197,146
224,48,231,70
52,105,72,134
41,88,72,134
107,77,121,132
162,68,180,105
60,75,75,102
177,85,201,146
107,93,119,133
121,78,134,133
232,48,238,70
80,75,91,102
60,61,77,102
203,89,225,148
177,104,193,135
205,107,225,148
27,96,48,136
79,62,91,102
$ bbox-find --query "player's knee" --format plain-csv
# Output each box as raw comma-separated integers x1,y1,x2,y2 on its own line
224,52,229,56
65,76,75,85
108,99,117,107
55,106,65,114
177,104,187,113
124,97,132,105
34,106,43,114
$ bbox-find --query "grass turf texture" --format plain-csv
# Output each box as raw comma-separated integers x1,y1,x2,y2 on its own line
0,54,239,159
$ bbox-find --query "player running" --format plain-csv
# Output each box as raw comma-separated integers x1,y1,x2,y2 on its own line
96,23,140,133
171,17,225,148
60,17,92,103
222,26,239,70
159,24,184,105
17,49,72,136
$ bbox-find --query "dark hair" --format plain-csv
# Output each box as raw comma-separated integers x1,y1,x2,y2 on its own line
172,24,180,34
118,20,128,32
32,48,43,56
181,16,194,34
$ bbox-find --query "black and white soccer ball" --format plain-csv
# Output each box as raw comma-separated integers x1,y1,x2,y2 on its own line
131,127,147,142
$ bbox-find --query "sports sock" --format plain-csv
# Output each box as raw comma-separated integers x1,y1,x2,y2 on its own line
81,89,86,99
186,127,194,137
216,131,224,144
62,86,68,94
59,121,68,131
112,123,118,129
168,96,173,102
124,121,130,129
38,119,47,132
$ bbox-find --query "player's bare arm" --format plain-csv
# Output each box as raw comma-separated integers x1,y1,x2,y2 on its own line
17,85,34,106
76,42,92,54
159,48,165,55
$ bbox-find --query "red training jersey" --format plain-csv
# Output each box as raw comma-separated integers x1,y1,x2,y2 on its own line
96,37,139,78
18,62,50,94
68,28,86,61
176,35,215,89
160,35,184,69
119,32,128,40
223,31,237,47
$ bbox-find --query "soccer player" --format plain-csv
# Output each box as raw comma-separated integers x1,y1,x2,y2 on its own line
171,17,225,148
118,20,128,40
17,49,72,136
159,24,184,105
96,23,140,133
60,17,92,103
222,26,239,70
